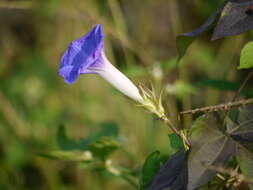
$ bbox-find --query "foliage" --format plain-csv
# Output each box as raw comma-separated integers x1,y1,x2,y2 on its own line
139,151,164,190
168,134,184,152
239,42,253,69
187,114,235,190
176,0,253,62
146,108,253,190
42,123,120,161
0,0,253,190
145,150,188,190
212,0,253,40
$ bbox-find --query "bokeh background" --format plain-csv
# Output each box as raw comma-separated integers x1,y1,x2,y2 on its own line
0,0,252,189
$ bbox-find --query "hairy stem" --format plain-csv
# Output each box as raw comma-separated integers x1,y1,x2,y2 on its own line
160,115,191,148
180,98,253,115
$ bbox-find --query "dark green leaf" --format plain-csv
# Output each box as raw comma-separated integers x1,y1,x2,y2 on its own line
236,144,253,189
139,151,163,190
168,134,184,152
239,41,253,69
212,0,253,40
187,114,236,190
197,79,239,91
91,122,119,138
176,36,196,62
57,124,80,151
145,150,188,190
57,122,119,151
78,122,119,150
227,105,253,151
197,79,253,96
89,137,120,160
176,0,227,62
227,108,240,128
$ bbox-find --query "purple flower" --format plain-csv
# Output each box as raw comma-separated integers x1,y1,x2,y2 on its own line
59,24,104,83
59,24,143,103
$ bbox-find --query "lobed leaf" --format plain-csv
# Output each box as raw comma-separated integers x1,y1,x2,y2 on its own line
144,150,188,190
212,0,253,40
177,0,253,61
227,105,253,151
236,144,253,190
239,41,253,69
187,114,236,190
176,0,228,62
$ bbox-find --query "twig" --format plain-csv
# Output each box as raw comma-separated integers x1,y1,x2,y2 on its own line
232,71,253,102
160,116,191,147
180,98,253,115
223,70,253,126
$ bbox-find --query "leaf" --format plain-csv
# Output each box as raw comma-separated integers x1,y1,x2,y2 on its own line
144,150,188,190
187,114,236,190
56,124,120,160
139,151,163,190
88,137,120,160
168,134,184,152
236,144,253,190
57,122,119,151
176,36,196,62
239,41,253,69
42,139,118,162
197,79,253,96
37,150,93,162
57,124,80,151
227,105,253,151
92,122,119,138
176,0,228,62
197,79,239,91
212,0,253,40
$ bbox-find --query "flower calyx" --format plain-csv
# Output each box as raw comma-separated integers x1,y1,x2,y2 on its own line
138,84,165,118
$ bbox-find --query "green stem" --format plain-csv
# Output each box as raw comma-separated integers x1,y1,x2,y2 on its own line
121,175,139,189
160,115,191,148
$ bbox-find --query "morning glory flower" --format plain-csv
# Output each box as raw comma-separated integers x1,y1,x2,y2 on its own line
59,24,143,103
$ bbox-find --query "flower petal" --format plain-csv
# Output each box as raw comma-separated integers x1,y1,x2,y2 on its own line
59,24,104,83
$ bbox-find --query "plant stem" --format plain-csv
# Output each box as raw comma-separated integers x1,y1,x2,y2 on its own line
160,115,191,148
232,71,253,102
180,98,253,115
222,70,253,125
105,160,139,189
121,175,139,189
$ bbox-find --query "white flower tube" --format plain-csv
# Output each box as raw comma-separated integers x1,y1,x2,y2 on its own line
95,55,144,103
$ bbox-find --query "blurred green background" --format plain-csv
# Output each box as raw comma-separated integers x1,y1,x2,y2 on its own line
0,0,252,189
